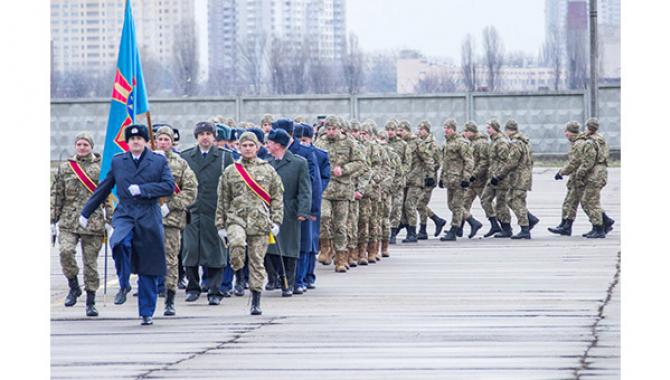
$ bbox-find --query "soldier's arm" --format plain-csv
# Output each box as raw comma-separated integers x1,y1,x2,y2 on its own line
81,167,115,219
307,153,321,216
137,157,175,199
417,141,435,179
575,141,597,180
559,143,581,176
473,144,489,180
270,172,285,226
215,172,227,230
496,141,519,178
492,141,511,178
461,143,475,180
50,166,65,224
167,163,198,212
341,145,365,177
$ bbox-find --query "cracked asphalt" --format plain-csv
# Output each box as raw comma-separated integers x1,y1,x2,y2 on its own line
51,168,620,379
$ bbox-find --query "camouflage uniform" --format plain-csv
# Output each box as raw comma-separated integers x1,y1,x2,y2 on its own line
378,134,398,257
440,127,474,232
386,121,410,234
365,122,385,262
51,152,112,292
583,119,609,228
356,122,381,263
463,130,491,219
558,128,590,222
482,124,512,225
347,120,369,266
215,154,284,292
417,131,441,226
400,121,435,239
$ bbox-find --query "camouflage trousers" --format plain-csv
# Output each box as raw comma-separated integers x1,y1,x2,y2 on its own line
507,189,529,226
321,199,350,252
481,184,511,223
581,185,604,225
562,186,585,220
389,189,404,228
380,195,393,239
447,187,465,227
417,186,436,225
227,224,268,292
370,197,382,241
358,197,373,244
58,230,102,292
401,186,424,227
163,226,181,292
347,200,359,250
463,186,486,219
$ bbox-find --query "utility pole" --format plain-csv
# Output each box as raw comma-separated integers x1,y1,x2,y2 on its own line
589,0,598,117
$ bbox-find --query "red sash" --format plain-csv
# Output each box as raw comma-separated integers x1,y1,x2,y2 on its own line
68,160,97,193
234,162,271,205
174,183,181,194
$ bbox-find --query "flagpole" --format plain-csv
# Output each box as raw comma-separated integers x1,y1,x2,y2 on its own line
146,111,156,150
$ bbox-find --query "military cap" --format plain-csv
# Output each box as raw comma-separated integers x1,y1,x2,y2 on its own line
350,119,361,132
194,121,216,137
586,117,599,131
301,123,314,138
324,115,340,128
486,119,501,132
341,118,351,132
234,128,246,140
225,118,237,128
417,120,432,132
504,119,518,131
261,114,274,125
125,124,149,142
565,121,581,133
268,129,290,147
238,131,260,146
272,118,294,135
464,121,478,133
442,119,457,130
385,120,398,130
398,120,411,131
75,132,95,148
215,123,231,141
246,127,265,144
294,115,306,123
156,126,175,141
293,123,305,139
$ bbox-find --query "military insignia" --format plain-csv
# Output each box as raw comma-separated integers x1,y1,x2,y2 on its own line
131,127,138,134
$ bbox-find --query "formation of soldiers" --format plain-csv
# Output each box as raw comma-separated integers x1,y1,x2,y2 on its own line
51,114,614,321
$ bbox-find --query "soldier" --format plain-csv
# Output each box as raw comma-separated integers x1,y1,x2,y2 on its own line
154,126,198,316
51,133,112,317
481,119,513,238
385,120,410,244
583,118,615,237
496,120,539,239
438,120,474,241
377,129,398,258
347,120,368,267
215,123,232,149
261,114,274,135
315,115,365,272
398,120,435,243
216,132,284,315
416,121,447,239
359,121,383,263
461,121,488,238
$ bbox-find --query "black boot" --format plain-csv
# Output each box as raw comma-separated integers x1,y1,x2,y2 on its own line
251,290,262,315
494,222,513,238
586,224,606,238
511,226,531,240
528,212,540,231
549,218,573,236
582,225,596,237
177,277,187,290
234,269,245,296
265,274,278,291
430,214,447,237
466,216,483,239
547,219,566,234
417,224,428,240
603,213,615,234
439,226,458,241
164,290,176,316
397,223,407,233
483,217,502,237
280,276,293,297
457,220,465,237
402,226,418,243
114,286,131,305
85,291,98,317
389,228,398,245
64,277,82,307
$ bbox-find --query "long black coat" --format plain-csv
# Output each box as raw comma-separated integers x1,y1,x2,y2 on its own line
266,150,311,258
181,146,233,268
81,149,175,276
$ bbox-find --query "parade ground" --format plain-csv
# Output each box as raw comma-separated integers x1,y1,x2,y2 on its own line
50,168,620,379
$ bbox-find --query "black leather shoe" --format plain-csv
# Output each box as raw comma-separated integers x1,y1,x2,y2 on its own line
417,224,428,240
114,287,130,305
293,286,304,295
250,291,262,315
208,294,222,305
511,226,531,240
234,270,245,296
141,316,153,325
184,291,200,302
164,290,176,316
177,278,187,289
494,223,513,238
440,226,457,241
483,217,502,237
221,289,232,298
528,212,540,231
281,288,293,297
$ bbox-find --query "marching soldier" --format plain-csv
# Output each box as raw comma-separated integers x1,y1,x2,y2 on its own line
358,121,383,264
51,132,113,317
438,120,474,241
461,121,488,238
216,132,284,315
385,120,410,244
481,119,513,238
416,121,447,239
347,120,369,267
377,129,398,258
583,118,615,237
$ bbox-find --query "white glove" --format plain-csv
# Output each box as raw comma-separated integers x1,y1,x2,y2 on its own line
79,215,88,229
51,223,57,236
128,184,141,196
271,223,280,236
217,229,227,241
105,223,113,237
161,204,170,217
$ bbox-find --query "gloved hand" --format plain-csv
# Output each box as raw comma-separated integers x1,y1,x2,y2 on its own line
105,223,113,237
490,176,500,186
79,215,88,229
469,176,476,183
424,178,435,187
438,180,444,188
128,184,141,196
271,223,280,236
161,204,170,217
554,171,563,180
51,223,57,236
217,229,227,241
460,180,470,188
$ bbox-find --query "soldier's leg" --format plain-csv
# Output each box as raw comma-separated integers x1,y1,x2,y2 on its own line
358,197,371,246
462,187,478,219
417,188,430,226
508,190,529,227
390,191,403,228
480,183,497,219
80,234,102,292
227,224,248,271
112,232,133,291
494,188,512,224
331,200,350,271
368,199,381,262
346,200,359,266
161,227,181,292
563,186,584,221
399,187,409,226
58,231,80,281
403,187,422,228
581,186,604,226
318,199,334,264
452,188,465,227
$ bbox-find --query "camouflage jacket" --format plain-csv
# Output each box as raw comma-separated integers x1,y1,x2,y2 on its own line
559,134,597,188
51,153,112,235
469,133,490,188
353,137,371,197
497,132,533,191
215,157,284,236
488,132,511,189
586,132,609,188
384,145,402,194
162,150,198,230
388,136,410,188
440,133,474,189
316,132,366,200
425,133,441,188
404,134,435,188
363,140,384,199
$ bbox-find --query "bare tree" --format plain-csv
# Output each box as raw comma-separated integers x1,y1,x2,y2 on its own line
365,52,397,94
542,24,563,90
341,33,364,94
415,70,458,94
308,58,337,94
238,32,269,95
481,26,505,91
171,18,199,96
460,34,478,92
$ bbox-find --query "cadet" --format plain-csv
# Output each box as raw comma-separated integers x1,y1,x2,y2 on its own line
260,114,274,135
416,121,447,239
377,130,398,258
215,132,284,315
51,132,112,317
438,120,474,241
461,122,488,238
81,124,175,325
496,120,539,239
154,126,198,316
583,118,615,237
385,121,410,244
348,120,370,266
481,119,513,238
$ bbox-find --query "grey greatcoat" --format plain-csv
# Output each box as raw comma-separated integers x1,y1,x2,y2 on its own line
181,146,233,268
266,150,311,259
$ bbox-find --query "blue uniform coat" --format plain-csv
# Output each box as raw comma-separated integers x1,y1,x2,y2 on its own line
81,149,175,276
312,144,331,251
289,140,321,252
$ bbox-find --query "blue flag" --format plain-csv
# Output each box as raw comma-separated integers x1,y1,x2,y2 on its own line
99,0,149,203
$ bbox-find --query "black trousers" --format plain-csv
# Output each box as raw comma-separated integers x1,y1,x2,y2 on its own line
268,255,297,290
185,266,223,296
177,233,185,280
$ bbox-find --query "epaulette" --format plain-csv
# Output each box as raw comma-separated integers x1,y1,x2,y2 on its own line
113,151,126,157
218,146,233,153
